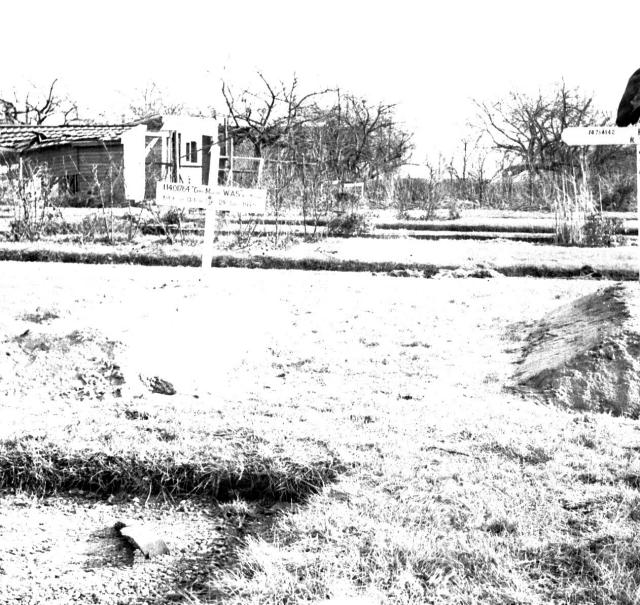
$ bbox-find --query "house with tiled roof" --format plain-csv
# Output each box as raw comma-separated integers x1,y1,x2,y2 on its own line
0,115,222,203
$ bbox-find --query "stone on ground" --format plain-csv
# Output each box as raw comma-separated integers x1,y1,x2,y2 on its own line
114,521,170,559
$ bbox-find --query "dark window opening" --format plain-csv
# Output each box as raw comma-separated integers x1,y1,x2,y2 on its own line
61,174,79,195
185,141,197,163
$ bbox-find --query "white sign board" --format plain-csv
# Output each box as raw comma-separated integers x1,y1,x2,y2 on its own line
561,126,640,146
156,182,267,214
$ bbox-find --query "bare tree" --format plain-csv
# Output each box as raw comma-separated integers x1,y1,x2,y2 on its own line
473,82,609,206
467,146,490,207
445,134,500,206
222,72,412,178
443,139,472,200
128,82,185,120
0,79,77,125
322,92,413,184
474,82,605,176
221,72,331,158
221,71,413,231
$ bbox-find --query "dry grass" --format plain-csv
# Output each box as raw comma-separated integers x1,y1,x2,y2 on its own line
554,170,596,246
0,434,342,502
1,264,640,603
208,410,640,604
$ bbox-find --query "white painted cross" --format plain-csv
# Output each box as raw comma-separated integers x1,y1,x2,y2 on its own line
155,181,267,268
561,126,640,280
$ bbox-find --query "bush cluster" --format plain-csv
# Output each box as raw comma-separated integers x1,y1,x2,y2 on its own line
582,213,625,247
326,213,372,237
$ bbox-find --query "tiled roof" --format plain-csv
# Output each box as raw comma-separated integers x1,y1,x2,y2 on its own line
0,123,135,152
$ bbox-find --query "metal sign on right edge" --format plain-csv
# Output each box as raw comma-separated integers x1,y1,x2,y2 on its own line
561,126,640,146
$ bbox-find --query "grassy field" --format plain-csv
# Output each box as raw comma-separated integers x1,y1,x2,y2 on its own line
1,262,640,603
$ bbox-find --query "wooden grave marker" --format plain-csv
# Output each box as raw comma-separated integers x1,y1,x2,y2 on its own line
155,181,267,268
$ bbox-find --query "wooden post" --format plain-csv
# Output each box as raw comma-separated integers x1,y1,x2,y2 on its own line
202,202,216,269
637,142,640,281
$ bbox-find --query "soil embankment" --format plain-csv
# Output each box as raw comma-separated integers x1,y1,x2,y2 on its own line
514,283,640,416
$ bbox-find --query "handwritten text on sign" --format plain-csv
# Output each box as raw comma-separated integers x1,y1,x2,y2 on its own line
561,126,640,146
156,182,267,213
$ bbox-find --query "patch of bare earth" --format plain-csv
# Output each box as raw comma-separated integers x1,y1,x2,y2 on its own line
0,491,285,604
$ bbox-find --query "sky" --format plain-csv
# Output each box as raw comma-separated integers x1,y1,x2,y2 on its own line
2,0,639,174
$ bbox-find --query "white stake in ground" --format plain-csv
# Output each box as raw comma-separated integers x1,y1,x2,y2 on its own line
561,126,640,280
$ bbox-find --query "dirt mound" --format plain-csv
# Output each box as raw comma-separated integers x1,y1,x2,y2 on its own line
0,304,186,402
513,283,640,417
0,325,126,401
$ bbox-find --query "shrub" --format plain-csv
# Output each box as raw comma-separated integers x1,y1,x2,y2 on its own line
326,213,372,237
162,207,185,227
40,214,77,236
447,199,462,220
5,164,59,241
582,213,625,247
139,207,188,239
599,181,635,212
